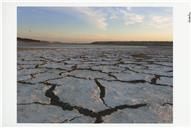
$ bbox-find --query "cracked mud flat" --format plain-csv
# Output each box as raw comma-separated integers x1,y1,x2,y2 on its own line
17,45,173,123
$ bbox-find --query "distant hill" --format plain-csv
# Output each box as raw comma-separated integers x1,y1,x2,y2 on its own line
17,37,83,48
17,37,87,47
91,41,173,46
17,37,43,42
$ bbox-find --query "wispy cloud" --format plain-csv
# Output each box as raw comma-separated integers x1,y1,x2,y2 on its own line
107,8,144,26
75,7,108,30
149,15,172,29
110,14,118,20
120,8,144,26
151,16,171,24
74,7,145,29
123,12,144,26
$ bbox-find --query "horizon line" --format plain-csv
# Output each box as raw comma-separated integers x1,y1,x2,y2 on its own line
17,37,173,44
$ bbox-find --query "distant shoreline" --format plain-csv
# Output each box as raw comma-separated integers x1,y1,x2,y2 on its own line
17,37,173,46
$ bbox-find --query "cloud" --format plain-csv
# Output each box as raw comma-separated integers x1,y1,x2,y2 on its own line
149,15,172,29
45,7,145,29
75,7,108,30
151,16,171,24
107,7,144,26
124,12,144,26
75,7,145,29
118,8,144,26
110,14,118,20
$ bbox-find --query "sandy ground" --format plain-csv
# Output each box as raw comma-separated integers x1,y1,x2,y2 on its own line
17,45,173,123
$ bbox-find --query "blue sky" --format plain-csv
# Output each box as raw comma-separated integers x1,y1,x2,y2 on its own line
17,7,172,43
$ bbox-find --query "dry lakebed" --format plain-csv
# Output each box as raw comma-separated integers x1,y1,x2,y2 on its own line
17,45,173,123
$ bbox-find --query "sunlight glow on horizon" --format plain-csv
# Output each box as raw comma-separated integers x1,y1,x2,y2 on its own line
17,7,173,43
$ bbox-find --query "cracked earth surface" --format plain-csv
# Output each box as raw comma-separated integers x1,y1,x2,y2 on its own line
17,45,173,123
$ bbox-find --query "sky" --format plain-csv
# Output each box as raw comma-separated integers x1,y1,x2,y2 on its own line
17,7,173,43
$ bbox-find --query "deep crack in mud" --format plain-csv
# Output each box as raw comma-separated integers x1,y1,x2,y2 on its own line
94,78,110,108
44,83,147,123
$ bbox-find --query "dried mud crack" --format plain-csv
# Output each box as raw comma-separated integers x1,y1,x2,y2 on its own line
61,116,82,123
44,83,147,123
94,78,110,108
122,66,173,78
162,102,173,106
96,78,172,88
18,80,36,85
17,102,49,106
